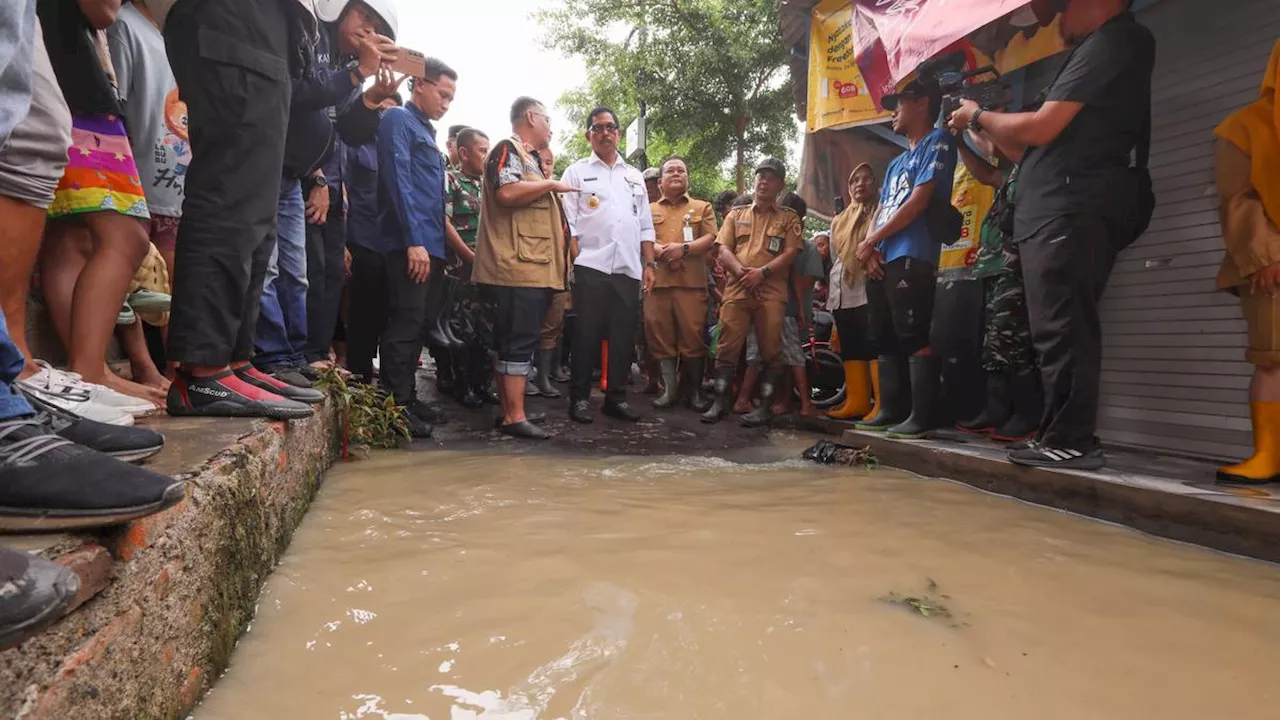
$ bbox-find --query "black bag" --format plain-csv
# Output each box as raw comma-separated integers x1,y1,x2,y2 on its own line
1126,103,1155,247
37,0,122,117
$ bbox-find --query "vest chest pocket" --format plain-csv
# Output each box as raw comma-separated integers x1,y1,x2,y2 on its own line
515,217,554,265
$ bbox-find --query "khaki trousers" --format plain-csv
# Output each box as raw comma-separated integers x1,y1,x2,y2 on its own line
643,287,708,360
716,297,786,371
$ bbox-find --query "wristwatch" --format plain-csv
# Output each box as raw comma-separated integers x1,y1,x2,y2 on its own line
646,260,659,270
681,243,691,257
761,266,773,280
968,108,986,133
313,174,328,188
346,60,364,87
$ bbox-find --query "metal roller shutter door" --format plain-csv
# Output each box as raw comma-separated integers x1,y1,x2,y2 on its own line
1096,0,1280,460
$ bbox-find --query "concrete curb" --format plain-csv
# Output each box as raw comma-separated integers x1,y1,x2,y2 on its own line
806,419,1280,565
1,402,340,720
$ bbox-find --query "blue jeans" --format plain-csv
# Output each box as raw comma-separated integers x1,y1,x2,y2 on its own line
0,313,34,420
255,178,309,367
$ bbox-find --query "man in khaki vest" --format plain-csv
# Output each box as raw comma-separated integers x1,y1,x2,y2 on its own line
472,96,577,439
645,156,718,411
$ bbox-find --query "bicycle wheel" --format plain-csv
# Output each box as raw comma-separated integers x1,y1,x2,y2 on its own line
800,348,845,409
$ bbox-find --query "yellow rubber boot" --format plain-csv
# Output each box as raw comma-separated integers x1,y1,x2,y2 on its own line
826,362,872,419
1218,402,1280,485
861,360,882,423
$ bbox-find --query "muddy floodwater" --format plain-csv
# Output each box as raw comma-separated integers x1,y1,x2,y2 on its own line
195,441,1280,720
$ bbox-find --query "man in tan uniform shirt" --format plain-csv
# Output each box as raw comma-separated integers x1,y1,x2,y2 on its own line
703,157,803,427
645,157,718,411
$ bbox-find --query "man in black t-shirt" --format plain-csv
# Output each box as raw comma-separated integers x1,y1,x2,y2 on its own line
947,0,1154,470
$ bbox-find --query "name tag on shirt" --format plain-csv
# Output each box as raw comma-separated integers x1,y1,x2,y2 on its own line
767,236,783,254
683,226,694,243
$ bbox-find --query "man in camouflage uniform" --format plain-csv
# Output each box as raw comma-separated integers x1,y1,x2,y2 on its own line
958,165,1041,440
442,128,494,407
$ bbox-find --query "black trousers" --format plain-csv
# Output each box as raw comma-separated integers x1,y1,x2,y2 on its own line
866,256,936,357
380,250,430,407
832,306,876,362
303,186,346,363
164,0,292,366
1019,213,1123,451
571,266,639,404
345,244,388,383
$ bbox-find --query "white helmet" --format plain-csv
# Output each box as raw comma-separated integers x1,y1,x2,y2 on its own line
315,0,399,40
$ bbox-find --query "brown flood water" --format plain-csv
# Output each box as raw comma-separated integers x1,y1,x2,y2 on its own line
195,440,1280,720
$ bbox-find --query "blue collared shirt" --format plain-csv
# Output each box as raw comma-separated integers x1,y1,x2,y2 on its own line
376,103,446,257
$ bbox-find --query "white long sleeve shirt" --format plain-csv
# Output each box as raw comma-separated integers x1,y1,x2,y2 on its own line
561,153,655,281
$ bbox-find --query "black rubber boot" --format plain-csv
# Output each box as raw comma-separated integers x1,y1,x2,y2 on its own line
855,356,909,432
552,335,572,383
423,275,454,350
886,355,939,439
741,371,780,428
450,351,483,409
652,359,679,409
992,370,1043,442
533,348,562,398
686,358,711,412
957,371,1011,434
700,367,734,424
434,348,454,396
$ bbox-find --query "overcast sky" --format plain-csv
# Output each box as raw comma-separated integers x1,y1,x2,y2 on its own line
395,0,586,155
393,0,802,167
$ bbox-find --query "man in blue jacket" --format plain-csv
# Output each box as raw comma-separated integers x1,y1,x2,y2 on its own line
375,59,457,438
251,0,397,401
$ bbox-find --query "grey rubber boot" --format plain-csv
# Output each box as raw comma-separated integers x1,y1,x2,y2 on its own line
741,371,781,428
652,359,679,409
700,367,734,424
686,358,712,412
533,348,562,398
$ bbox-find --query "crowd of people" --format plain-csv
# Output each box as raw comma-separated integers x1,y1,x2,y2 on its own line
2,0,1159,648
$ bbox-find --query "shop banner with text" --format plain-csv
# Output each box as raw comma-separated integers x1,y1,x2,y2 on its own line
807,0,890,131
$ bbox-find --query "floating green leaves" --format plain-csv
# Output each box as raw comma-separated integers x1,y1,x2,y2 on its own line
315,366,410,457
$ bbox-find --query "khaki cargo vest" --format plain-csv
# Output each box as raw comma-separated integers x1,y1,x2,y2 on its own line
472,139,567,291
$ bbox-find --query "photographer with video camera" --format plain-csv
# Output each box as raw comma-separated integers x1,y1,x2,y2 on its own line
948,0,1154,470
853,79,957,441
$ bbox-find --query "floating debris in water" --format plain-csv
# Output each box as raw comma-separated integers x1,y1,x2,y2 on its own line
801,439,878,468
879,579,963,626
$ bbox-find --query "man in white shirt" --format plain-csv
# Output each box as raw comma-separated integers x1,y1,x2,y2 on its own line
561,106,657,423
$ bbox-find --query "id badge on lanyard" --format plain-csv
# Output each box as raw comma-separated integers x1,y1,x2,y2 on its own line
683,214,694,243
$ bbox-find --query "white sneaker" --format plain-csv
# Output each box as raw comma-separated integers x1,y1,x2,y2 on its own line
18,362,153,422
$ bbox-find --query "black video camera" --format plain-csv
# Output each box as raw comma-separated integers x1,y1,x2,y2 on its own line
916,51,1013,118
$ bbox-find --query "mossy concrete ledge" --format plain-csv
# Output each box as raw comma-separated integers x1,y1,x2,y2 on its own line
0,400,341,719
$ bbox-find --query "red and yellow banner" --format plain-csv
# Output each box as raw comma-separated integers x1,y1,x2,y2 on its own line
807,0,1067,130
807,0,890,131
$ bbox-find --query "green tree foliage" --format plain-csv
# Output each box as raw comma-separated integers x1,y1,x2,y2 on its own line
538,0,796,195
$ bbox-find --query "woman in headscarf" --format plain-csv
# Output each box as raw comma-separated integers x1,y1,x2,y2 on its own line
824,163,879,420
1215,40,1280,485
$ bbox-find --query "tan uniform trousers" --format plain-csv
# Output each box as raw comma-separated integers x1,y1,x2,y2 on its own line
539,290,571,351
644,287,708,360
716,297,786,371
